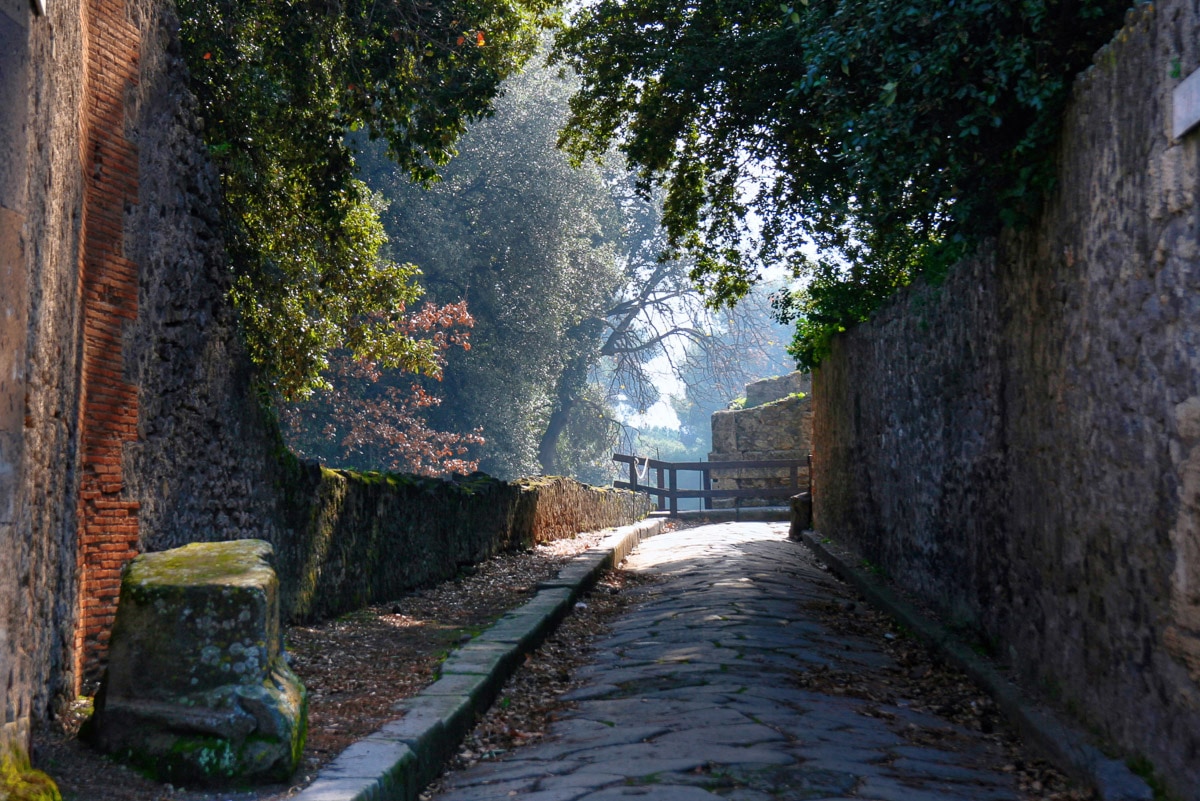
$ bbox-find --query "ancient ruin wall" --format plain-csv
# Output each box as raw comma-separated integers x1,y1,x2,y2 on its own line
813,3,1200,794
119,2,286,566
69,0,290,689
70,0,291,688
1,0,294,761
710,373,813,505
74,0,145,687
277,467,651,623
1,0,89,761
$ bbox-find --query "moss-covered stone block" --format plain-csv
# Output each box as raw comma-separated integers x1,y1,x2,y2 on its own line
0,745,61,801
88,540,306,786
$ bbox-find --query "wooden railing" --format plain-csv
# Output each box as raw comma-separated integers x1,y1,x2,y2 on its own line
612,453,811,515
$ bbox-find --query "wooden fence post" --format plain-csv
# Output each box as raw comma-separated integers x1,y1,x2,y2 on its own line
669,468,678,516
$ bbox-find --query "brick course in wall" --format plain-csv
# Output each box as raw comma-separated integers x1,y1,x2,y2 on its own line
74,0,141,687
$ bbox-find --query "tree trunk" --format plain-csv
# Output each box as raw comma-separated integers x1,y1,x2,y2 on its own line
537,404,572,476
537,343,594,475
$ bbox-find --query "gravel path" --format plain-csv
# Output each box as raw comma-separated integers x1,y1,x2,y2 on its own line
431,522,1070,801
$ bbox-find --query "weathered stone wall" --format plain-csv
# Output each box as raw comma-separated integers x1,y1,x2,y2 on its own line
1,0,293,767
743,372,811,409
0,1,37,765
75,0,304,693
525,475,653,543
120,1,286,568
73,0,147,688
70,0,288,689
1,0,89,767
710,373,813,505
275,464,651,622
813,3,1200,795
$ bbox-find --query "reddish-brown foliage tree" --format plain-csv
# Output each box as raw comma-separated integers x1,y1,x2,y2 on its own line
281,301,485,476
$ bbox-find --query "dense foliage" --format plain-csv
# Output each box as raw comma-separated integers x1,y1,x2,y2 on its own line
280,303,484,475
359,62,624,477
177,0,555,399
355,57,789,480
553,0,1133,367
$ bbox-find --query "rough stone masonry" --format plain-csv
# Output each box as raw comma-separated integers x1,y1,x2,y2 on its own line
0,0,292,777
709,372,813,506
812,2,1200,797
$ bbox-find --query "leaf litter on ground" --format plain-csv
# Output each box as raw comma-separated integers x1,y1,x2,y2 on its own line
34,530,614,801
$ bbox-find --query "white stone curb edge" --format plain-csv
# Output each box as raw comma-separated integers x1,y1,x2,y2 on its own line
291,517,666,801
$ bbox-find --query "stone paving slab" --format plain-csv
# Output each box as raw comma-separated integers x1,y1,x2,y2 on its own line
290,518,664,801
430,523,1066,801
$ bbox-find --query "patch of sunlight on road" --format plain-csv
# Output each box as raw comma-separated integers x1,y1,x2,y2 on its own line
623,523,794,573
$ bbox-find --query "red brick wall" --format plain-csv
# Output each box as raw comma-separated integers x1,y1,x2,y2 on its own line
74,0,141,688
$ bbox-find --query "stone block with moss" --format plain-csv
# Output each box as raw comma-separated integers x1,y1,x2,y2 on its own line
86,540,306,786
0,744,61,801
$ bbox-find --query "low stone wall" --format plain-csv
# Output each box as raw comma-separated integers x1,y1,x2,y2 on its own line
812,3,1200,796
522,477,652,543
710,390,813,506
273,462,651,622
744,372,811,409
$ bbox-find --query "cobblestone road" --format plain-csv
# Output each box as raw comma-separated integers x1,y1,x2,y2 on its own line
432,522,1026,801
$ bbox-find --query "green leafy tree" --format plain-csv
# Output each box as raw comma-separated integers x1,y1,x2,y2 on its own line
176,0,556,399
536,181,721,478
361,52,800,480
552,0,1131,367
359,59,625,477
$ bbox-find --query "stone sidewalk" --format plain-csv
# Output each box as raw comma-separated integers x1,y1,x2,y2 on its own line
430,522,1028,801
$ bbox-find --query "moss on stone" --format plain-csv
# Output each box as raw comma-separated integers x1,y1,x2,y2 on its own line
130,735,241,784
92,539,306,786
0,748,62,801
274,466,650,622
126,540,275,590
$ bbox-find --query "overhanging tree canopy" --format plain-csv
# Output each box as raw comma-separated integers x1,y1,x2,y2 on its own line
357,56,790,480
177,0,556,399
358,61,625,477
552,0,1132,366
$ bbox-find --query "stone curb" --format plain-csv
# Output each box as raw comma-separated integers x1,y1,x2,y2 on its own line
292,517,665,801
799,531,1154,801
